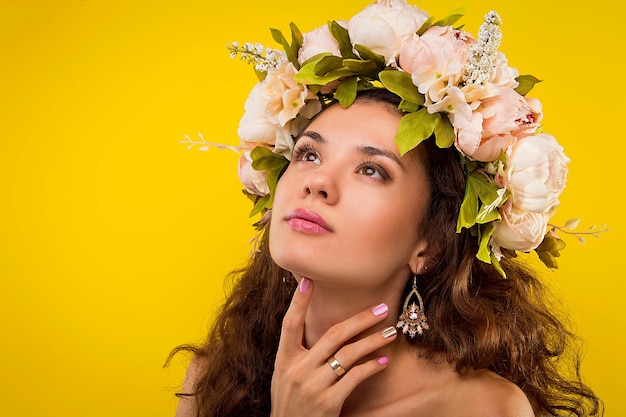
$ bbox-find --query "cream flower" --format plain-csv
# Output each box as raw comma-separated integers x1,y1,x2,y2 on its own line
238,151,270,196
348,0,429,65
262,61,313,126
427,86,473,128
298,21,348,65
492,201,549,251
399,25,472,102
492,51,519,88
506,133,569,213
238,60,319,156
237,82,278,147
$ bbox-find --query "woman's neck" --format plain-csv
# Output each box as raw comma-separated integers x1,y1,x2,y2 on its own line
302,279,404,348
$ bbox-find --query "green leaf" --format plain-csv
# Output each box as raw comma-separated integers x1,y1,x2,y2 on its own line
250,146,289,170
289,22,303,60
265,160,289,208
457,173,502,231
536,235,566,257
253,68,267,82
315,55,345,76
476,223,495,264
270,27,287,47
457,180,478,232
536,249,558,270
334,76,358,107
434,113,455,148
353,44,386,67
342,58,379,78
515,74,542,96
300,52,333,67
328,20,356,59
379,70,424,105
249,194,270,218
294,59,353,85
270,26,299,69
433,6,466,28
416,16,436,36
399,99,420,113
395,109,437,155
490,252,506,278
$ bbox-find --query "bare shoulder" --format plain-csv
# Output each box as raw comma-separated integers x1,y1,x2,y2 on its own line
451,369,535,417
175,356,208,417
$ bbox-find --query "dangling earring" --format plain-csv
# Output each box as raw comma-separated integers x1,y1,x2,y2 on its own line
397,275,429,338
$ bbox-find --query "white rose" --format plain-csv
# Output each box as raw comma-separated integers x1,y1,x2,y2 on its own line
507,133,569,213
237,83,277,147
492,203,549,251
238,151,270,196
348,0,429,66
298,21,348,65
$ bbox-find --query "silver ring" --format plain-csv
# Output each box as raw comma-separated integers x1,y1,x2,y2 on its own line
326,355,346,378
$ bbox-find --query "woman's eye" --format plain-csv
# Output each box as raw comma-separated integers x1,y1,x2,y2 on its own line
302,151,319,163
358,162,389,181
293,145,321,164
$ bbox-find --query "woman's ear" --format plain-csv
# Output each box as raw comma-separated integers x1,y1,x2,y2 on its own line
408,239,429,275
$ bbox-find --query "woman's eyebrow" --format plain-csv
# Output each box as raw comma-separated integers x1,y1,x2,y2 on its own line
298,130,325,144
359,145,405,170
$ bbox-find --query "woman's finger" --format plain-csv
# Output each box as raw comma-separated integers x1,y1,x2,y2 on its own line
307,302,391,364
276,276,314,355
322,324,397,383
330,356,391,400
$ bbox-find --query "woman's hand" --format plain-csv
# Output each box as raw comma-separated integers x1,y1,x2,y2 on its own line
270,277,398,417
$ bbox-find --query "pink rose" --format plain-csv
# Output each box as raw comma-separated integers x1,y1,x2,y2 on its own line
238,151,270,196
482,88,542,139
506,133,569,213
454,88,543,162
298,21,347,65
399,25,472,103
348,0,429,65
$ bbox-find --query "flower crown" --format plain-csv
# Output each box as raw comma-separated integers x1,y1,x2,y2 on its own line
185,0,606,275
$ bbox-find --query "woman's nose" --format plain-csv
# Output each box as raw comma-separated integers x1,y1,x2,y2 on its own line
301,168,339,205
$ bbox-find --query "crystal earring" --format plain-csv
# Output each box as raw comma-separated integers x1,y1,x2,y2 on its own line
397,275,429,337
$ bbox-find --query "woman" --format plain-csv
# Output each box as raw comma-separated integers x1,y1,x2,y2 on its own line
172,1,602,416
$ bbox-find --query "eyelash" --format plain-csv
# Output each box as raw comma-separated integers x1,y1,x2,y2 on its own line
357,158,390,182
292,142,391,182
292,143,318,162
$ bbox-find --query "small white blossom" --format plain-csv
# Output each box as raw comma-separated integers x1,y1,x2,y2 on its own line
228,41,285,72
462,11,502,86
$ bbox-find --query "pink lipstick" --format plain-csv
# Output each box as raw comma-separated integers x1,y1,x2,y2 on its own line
285,208,332,235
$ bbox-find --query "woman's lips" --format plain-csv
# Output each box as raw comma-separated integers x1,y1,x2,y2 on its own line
285,208,332,235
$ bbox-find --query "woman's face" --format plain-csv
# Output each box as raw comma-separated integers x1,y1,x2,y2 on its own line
269,100,430,288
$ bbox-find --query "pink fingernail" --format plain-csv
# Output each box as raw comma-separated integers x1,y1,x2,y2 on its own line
378,357,389,365
299,277,310,292
372,303,388,316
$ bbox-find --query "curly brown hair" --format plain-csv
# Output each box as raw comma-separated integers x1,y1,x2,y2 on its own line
168,89,602,417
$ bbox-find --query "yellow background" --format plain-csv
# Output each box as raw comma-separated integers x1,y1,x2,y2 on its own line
1,0,623,416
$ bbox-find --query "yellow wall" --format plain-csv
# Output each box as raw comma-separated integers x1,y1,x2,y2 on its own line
1,1,623,415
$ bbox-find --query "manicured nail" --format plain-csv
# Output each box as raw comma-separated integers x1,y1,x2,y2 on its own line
372,303,388,316
299,277,310,292
381,326,397,338
378,357,389,365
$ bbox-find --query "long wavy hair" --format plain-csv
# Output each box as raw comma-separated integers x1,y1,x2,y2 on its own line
169,89,602,417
